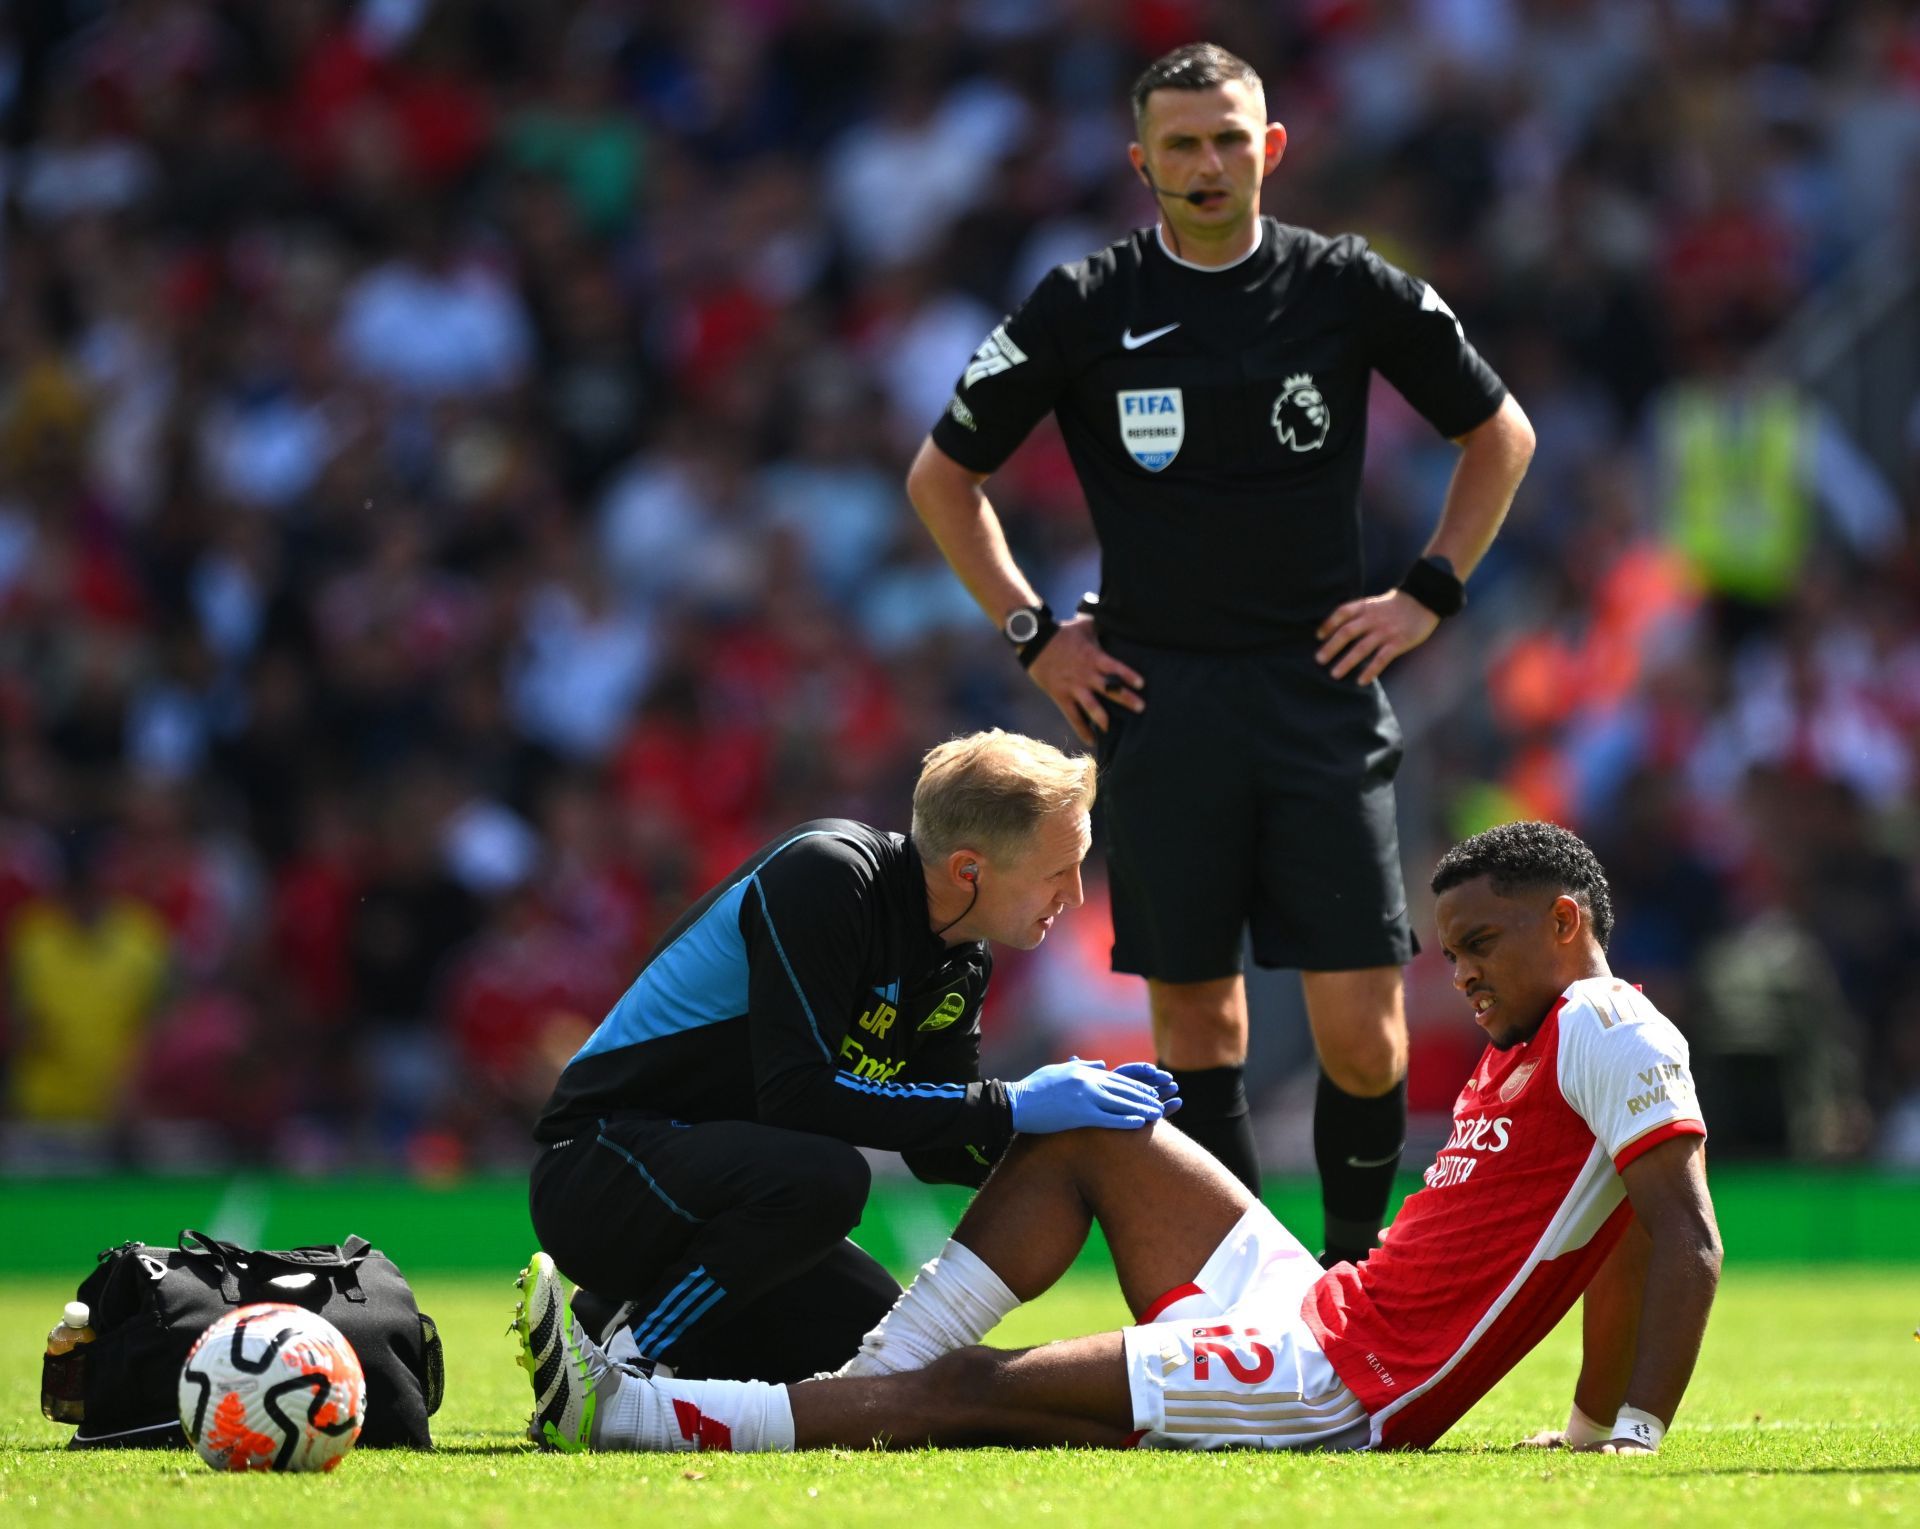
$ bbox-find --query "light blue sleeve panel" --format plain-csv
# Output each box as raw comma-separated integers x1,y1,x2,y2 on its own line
572,878,752,1061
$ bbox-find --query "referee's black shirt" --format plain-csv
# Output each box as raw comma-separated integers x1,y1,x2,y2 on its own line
930,218,1508,651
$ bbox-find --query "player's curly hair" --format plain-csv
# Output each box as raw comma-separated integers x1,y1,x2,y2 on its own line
1130,43,1264,134
1430,820,1615,951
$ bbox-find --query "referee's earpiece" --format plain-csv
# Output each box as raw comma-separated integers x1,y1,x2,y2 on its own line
1136,164,1209,206
1134,156,1197,260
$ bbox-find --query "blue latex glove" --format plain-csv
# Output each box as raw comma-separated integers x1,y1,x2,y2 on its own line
1007,1058,1167,1134
1112,1061,1183,1116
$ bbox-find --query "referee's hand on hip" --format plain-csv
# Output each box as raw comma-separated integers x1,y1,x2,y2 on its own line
1315,590,1442,686
1027,615,1147,746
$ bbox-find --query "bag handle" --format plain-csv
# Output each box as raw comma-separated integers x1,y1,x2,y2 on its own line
177,1229,245,1304
265,1238,371,1301
338,1237,371,1301
177,1229,376,1304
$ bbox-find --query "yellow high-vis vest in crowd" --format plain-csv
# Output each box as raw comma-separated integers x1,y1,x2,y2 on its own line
1661,381,1810,604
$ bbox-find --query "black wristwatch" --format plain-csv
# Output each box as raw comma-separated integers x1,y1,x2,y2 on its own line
1003,603,1059,668
1399,555,1467,618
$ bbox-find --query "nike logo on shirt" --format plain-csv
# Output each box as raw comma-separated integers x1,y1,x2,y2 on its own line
1121,322,1180,350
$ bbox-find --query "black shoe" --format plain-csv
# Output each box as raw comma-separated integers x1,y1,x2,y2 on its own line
569,1287,636,1348
568,1287,669,1378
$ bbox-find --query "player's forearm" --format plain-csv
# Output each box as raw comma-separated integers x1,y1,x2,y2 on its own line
1617,1223,1722,1426
1426,394,1535,579
905,441,1039,624
1572,1219,1649,1422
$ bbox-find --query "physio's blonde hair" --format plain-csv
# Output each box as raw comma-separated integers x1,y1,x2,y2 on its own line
911,730,1097,866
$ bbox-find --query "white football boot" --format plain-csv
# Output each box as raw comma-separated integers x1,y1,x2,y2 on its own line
510,1252,601,1452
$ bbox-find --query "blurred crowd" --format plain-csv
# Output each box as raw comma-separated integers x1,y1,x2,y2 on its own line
1,0,1917,1174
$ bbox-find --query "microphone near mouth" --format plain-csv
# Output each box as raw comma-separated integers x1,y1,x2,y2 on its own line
1136,165,1218,206
1135,168,1221,256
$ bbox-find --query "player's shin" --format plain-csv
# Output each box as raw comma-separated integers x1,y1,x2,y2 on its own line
834,1238,1019,1378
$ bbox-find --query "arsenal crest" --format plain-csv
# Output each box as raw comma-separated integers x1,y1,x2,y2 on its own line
1498,1060,1540,1103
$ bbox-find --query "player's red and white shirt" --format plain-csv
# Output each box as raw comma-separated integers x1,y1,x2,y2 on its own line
1305,976,1706,1449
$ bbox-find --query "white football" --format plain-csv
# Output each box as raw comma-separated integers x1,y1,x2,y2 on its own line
178,1302,366,1472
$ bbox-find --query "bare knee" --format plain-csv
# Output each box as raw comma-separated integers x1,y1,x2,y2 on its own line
1004,1122,1150,1173
1150,978,1248,1068
1317,1024,1407,1096
1305,969,1407,1095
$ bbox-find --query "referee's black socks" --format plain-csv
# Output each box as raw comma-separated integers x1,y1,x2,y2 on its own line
1315,1070,1406,1269
1165,1064,1261,1195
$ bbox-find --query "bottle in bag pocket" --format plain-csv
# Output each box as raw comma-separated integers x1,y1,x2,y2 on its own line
42,1301,95,1423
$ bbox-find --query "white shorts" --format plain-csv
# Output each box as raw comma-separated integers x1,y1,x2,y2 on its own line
1121,1202,1370,1452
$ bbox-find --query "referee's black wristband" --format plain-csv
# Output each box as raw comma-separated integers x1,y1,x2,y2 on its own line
1017,624,1059,669
1399,556,1467,618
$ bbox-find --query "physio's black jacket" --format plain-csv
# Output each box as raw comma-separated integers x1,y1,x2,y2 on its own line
534,820,1012,1185
931,218,1508,650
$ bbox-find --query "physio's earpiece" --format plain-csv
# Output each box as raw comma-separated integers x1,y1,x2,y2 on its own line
935,860,982,938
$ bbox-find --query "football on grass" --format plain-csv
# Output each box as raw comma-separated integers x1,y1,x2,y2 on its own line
178,1302,366,1472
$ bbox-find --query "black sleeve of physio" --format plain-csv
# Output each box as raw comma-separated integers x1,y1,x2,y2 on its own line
894,1005,1014,1183
742,843,1016,1152
928,270,1072,475
1353,245,1507,441
900,1145,997,1187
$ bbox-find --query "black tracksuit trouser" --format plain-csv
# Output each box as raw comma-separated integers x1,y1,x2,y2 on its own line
530,1112,902,1382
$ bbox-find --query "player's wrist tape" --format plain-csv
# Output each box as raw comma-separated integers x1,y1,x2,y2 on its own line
1399,555,1466,617
1610,1405,1665,1451
1566,1402,1614,1448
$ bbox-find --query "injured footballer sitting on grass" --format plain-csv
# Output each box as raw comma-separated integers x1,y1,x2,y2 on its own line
510,820,1721,1455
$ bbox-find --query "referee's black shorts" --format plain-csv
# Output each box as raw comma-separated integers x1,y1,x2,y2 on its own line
1096,633,1417,982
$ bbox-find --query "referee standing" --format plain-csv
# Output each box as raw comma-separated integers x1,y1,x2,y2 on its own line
906,43,1535,1268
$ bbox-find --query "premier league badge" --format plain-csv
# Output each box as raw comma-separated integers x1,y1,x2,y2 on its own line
1272,373,1331,452
1117,388,1184,471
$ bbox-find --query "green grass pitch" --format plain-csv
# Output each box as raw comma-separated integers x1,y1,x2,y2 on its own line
2,1268,1914,1527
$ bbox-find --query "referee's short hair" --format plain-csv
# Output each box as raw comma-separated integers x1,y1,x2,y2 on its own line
1429,820,1616,951
1130,42,1264,134
912,730,1096,867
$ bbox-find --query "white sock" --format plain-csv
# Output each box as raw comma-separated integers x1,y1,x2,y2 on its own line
593,1371,795,1454
834,1238,1019,1378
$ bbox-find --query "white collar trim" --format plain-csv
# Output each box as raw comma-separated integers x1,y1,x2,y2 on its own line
1155,221,1263,272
